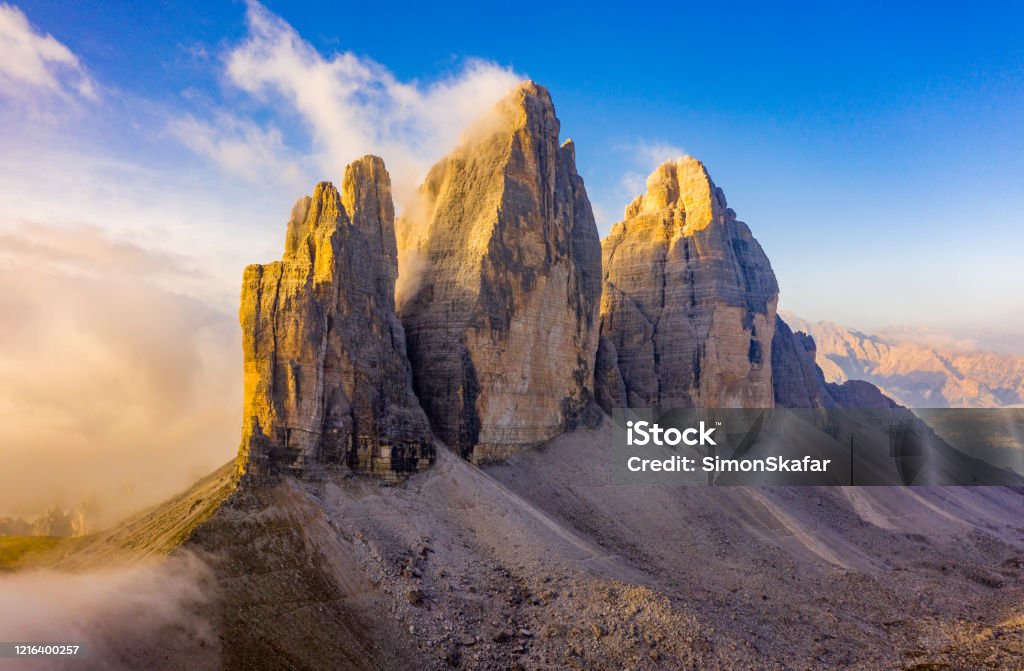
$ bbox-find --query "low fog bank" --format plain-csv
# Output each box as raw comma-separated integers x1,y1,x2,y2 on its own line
0,551,220,670
0,223,240,527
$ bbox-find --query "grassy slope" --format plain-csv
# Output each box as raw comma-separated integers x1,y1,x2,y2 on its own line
39,460,238,571
0,536,74,570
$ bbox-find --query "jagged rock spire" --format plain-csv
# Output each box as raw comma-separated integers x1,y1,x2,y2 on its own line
237,156,433,481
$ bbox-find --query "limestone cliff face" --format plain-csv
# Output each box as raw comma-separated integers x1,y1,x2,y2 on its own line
595,157,779,411
771,316,834,408
238,156,433,481
398,82,602,461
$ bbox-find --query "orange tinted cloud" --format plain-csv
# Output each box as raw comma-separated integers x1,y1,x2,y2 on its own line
0,223,239,525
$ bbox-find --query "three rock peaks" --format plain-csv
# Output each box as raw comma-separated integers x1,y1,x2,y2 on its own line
237,81,876,481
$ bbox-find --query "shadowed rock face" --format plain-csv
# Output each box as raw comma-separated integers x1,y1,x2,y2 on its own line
596,157,779,411
771,316,835,408
398,81,602,462
237,156,433,482
772,315,898,409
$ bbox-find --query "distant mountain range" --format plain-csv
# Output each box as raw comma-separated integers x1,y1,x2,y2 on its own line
781,312,1024,408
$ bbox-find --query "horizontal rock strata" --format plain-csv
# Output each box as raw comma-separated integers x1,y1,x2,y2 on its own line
596,157,779,411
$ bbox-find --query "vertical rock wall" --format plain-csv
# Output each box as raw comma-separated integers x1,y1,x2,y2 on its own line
596,157,779,411
398,82,602,461
772,315,898,409
238,156,433,481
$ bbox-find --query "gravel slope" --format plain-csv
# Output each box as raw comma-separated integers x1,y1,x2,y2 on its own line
21,421,1024,670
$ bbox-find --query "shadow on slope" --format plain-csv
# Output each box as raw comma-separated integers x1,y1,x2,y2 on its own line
19,421,1024,670
486,418,1024,669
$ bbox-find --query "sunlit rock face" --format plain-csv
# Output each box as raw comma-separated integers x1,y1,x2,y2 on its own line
238,156,433,482
397,81,602,462
595,157,779,411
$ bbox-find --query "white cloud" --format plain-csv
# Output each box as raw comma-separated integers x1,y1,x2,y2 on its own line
0,552,219,667
170,112,306,188
0,0,522,527
0,103,294,525
180,0,522,203
628,140,687,171
0,222,240,523
619,140,688,198
0,3,96,100
597,140,689,225
618,171,647,201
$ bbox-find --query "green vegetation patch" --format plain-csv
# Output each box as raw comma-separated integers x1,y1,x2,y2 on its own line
0,536,69,570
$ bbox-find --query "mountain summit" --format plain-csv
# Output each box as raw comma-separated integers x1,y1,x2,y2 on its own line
238,156,433,482
596,156,779,410
397,81,602,462
27,81,1024,671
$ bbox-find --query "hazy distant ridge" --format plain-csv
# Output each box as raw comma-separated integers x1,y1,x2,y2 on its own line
781,311,1024,408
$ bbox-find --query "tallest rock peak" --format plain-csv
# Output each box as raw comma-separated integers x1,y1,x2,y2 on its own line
452,80,558,151
398,83,602,461
505,79,552,108
503,80,555,127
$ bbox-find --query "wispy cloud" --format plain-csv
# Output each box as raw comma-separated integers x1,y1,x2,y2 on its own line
593,139,688,227
0,3,96,100
170,112,306,188
627,140,687,170
0,552,219,667
617,171,648,203
618,141,687,195
178,1,522,203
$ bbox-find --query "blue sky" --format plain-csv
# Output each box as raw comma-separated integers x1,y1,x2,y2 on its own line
4,0,1023,331
0,0,1022,514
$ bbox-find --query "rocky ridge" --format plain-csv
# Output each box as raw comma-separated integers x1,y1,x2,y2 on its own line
19,80,1024,671
771,315,896,409
33,425,1024,671
781,313,1024,408
233,86,908,485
